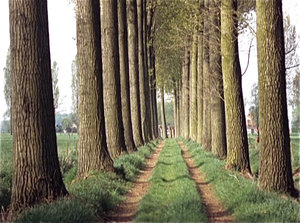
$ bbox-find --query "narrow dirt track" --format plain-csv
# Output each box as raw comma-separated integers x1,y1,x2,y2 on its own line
104,140,165,222
178,141,234,223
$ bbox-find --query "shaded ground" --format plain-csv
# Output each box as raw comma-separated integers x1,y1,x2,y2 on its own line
104,140,165,222
178,141,234,222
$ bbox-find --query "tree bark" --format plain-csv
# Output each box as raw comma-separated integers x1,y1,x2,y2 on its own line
190,31,198,141
128,0,144,146
221,0,251,172
202,0,211,151
137,0,149,143
210,0,227,159
256,0,298,197
118,0,136,153
197,0,204,144
9,0,67,210
101,0,127,159
183,42,190,139
161,86,168,139
76,0,114,178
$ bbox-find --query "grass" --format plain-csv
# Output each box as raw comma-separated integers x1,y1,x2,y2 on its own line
135,138,207,222
14,138,161,222
247,133,300,188
181,138,300,222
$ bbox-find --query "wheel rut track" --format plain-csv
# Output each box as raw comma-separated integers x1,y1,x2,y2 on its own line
104,140,165,222
178,141,234,223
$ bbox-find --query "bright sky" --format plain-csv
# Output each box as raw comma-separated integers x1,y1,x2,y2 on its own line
0,1,299,123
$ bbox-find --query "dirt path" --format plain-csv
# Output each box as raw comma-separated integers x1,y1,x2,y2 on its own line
104,140,165,222
178,141,234,222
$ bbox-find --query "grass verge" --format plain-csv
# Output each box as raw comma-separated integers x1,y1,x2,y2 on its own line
15,139,160,222
181,138,300,223
134,139,206,222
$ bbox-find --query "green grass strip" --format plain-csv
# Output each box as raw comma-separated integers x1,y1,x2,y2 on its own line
134,139,207,222
16,139,160,223
181,138,300,223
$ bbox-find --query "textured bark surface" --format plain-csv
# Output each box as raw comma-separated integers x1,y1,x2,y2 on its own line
76,0,114,178
197,2,204,144
118,0,136,153
101,0,127,159
161,87,168,139
137,0,149,143
256,0,298,197
190,32,198,141
9,0,67,209
183,43,190,139
128,0,144,147
202,0,211,151
221,0,251,172
143,0,153,141
210,0,227,159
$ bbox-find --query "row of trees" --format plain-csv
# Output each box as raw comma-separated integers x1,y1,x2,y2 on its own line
154,0,298,198
8,0,159,211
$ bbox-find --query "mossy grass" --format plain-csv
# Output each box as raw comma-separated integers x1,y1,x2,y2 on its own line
134,138,207,222
181,138,300,223
14,138,160,222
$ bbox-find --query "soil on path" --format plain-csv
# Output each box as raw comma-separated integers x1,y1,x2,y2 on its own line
178,141,234,222
104,140,165,222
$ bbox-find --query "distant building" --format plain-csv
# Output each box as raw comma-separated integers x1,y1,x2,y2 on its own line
246,113,258,134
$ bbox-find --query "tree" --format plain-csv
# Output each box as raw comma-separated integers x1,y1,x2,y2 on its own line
256,0,298,197
3,47,12,135
190,31,198,141
51,61,60,111
210,0,227,159
9,0,67,210
221,0,251,173
137,0,149,143
70,55,78,125
118,0,136,152
76,0,114,177
160,87,168,139
248,83,259,131
101,0,127,158
128,0,144,147
61,117,72,131
202,0,211,150
290,70,300,133
197,0,204,144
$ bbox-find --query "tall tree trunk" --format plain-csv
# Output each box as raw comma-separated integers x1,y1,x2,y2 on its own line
256,0,298,197
9,0,67,210
221,0,251,172
190,31,198,141
147,0,157,139
128,0,144,146
118,0,136,153
137,0,149,143
210,0,227,159
161,86,168,139
101,0,126,159
183,42,190,139
76,0,114,178
173,87,178,137
143,0,153,140
197,0,204,144
177,81,182,137
202,0,211,151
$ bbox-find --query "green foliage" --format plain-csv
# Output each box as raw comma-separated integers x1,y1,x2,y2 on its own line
51,61,60,111
291,105,300,133
3,47,11,109
157,99,174,126
248,82,259,129
61,117,73,131
135,139,206,222
114,140,159,181
70,55,78,125
182,139,300,223
16,198,94,223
